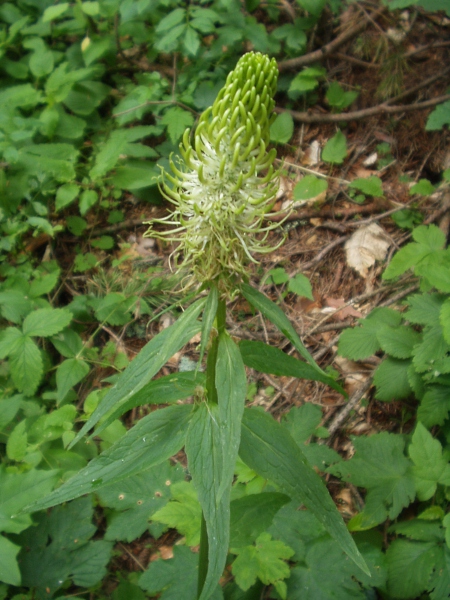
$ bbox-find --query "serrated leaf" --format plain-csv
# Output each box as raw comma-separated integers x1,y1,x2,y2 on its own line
373,357,412,401
270,112,294,144
161,107,194,144
349,176,384,197
240,339,345,395
56,358,90,403
0,291,32,323
42,3,69,21
22,308,72,337
282,403,322,444
413,325,449,373
418,386,450,427
231,532,294,591
409,422,450,501
55,183,80,211
29,270,60,297
240,408,369,576
0,327,23,358
377,325,421,359
9,335,43,396
139,546,200,600
71,296,205,446
386,539,436,598
293,175,328,201
6,420,27,462
152,481,201,545
288,273,314,299
406,293,445,326
0,536,21,586
185,403,230,600
24,404,193,512
328,432,415,528
337,320,381,360
322,130,347,164
410,179,435,196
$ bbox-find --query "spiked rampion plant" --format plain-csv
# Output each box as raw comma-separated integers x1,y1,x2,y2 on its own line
26,53,369,599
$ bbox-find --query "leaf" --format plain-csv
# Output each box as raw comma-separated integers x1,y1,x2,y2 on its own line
42,3,69,21
406,293,444,326
0,536,21,586
0,467,59,534
409,422,450,501
24,404,193,512
18,497,112,596
328,432,415,528
0,291,32,323
6,420,27,462
94,371,205,437
111,161,159,190
288,273,314,299
282,403,323,444
97,462,185,542
386,539,437,599
289,67,326,93
410,179,435,196
56,358,90,403
293,175,328,201
270,113,294,144
229,493,290,548
185,403,230,600
71,296,205,446
239,340,345,396
161,107,194,144
231,532,294,592
22,308,72,337
373,357,412,401
55,183,80,211
322,130,347,164
0,327,23,358
326,81,359,111
199,286,218,364
426,100,450,131
376,325,421,359
241,283,318,368
152,481,202,545
239,408,369,576
216,333,247,501
344,224,390,278
9,335,43,396
418,386,450,427
139,546,200,600
349,176,384,198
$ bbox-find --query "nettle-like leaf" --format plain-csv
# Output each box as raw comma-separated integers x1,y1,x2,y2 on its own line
231,532,294,597
373,356,413,401
405,293,445,327
328,432,415,529
151,481,202,546
409,422,450,501
22,308,72,337
417,386,450,427
9,334,43,396
385,539,437,599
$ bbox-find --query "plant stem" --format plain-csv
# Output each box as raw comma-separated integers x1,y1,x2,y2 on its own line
197,295,226,599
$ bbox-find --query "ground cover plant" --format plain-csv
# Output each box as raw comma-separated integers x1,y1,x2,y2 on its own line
1,0,450,598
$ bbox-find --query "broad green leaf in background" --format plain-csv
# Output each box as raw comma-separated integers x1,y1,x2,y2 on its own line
385,539,437,599
326,81,359,111
241,284,318,369
24,404,193,512
151,481,202,546
410,179,435,196
289,66,326,94
185,403,230,600
409,422,450,500
373,357,412,401
56,358,90,403
55,183,80,211
42,3,69,21
240,340,345,396
293,175,328,201
161,107,194,144
426,100,450,131
328,432,415,529
9,335,43,396
349,176,384,198
270,112,294,144
22,308,72,337
216,333,247,501
288,273,314,299
322,130,347,164
0,536,21,586
70,296,205,445
240,408,369,576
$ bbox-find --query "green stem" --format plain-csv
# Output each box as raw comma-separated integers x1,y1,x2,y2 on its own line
197,295,226,599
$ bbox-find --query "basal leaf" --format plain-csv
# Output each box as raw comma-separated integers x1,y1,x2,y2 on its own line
185,403,230,600
24,404,193,512
269,112,294,144
240,408,369,576
22,308,72,337
70,296,205,446
293,175,328,201
240,339,345,396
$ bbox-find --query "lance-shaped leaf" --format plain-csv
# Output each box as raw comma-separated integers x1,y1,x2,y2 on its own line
240,340,345,396
23,404,193,513
185,404,230,600
199,286,218,364
239,408,369,577
241,284,318,369
69,297,205,447
216,333,247,501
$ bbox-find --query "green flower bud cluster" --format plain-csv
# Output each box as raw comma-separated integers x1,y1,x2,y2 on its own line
145,52,285,297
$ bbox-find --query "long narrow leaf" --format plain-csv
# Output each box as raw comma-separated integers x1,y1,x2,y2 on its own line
24,404,193,513
93,371,205,437
185,404,230,600
241,283,318,369
240,339,346,396
69,297,205,447
239,407,370,576
216,333,247,501
199,286,218,364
